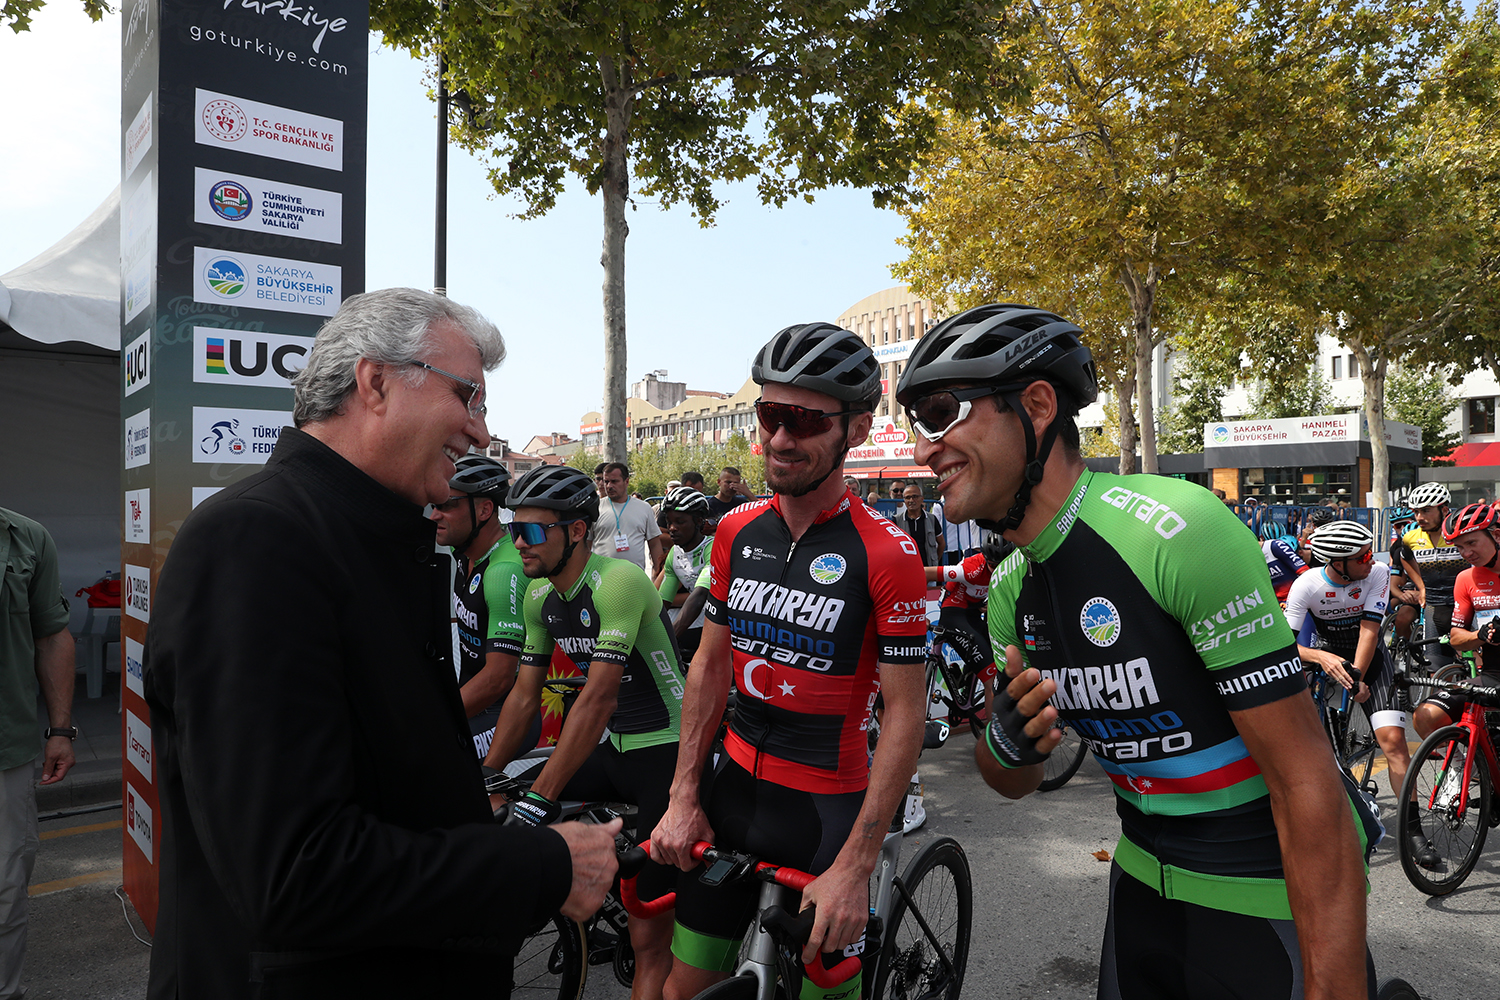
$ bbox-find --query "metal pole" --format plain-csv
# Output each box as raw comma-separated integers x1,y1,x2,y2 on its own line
434,3,448,296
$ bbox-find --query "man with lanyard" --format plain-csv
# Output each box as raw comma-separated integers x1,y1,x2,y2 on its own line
430,456,541,758
896,303,1375,999
592,462,668,574
897,483,945,566
652,323,928,1000
483,464,687,1000
1413,502,1500,745
1402,483,1466,672
1284,521,1424,864
655,487,714,662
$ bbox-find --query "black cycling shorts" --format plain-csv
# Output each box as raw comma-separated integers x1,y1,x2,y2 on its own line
670,756,865,972
560,739,679,903
1097,864,1375,1000
1421,667,1500,722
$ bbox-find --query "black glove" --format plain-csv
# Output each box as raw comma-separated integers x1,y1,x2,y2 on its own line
504,790,560,828
984,683,1051,768
1478,619,1500,647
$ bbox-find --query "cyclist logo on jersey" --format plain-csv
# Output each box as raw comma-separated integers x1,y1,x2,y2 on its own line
579,608,591,627
1080,597,1122,647
469,572,482,595
809,553,848,585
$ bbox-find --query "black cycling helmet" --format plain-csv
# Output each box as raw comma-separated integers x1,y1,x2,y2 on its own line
507,465,601,524
752,322,882,407
980,530,1013,565
1306,506,1340,528
895,304,1098,533
661,486,710,515
451,455,511,500
444,455,511,554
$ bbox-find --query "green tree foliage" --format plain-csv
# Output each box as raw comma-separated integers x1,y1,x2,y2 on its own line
1158,329,1240,454
1387,365,1463,465
1245,366,1337,421
371,0,1025,463
3,0,106,33
568,435,765,498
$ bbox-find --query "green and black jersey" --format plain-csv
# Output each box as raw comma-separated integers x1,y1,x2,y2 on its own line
988,471,1364,919
520,554,685,750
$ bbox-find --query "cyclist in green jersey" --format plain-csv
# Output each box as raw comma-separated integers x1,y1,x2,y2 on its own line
484,465,686,1000
430,456,541,757
896,304,1373,1000
655,487,714,661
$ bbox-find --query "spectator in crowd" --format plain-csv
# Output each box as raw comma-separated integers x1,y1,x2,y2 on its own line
843,476,860,495
1212,488,1228,501
591,462,668,573
680,471,706,492
594,462,609,497
888,480,907,502
896,483,945,566
943,515,983,565
704,466,754,519
866,489,882,507
1,508,75,998
143,288,618,998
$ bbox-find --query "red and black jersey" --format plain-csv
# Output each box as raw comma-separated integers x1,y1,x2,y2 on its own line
705,490,928,794
939,551,992,610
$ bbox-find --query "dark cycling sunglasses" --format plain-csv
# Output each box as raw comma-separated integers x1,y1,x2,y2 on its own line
754,399,867,439
904,386,1006,442
507,519,581,546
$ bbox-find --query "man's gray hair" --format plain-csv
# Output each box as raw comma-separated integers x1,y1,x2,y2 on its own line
292,288,505,427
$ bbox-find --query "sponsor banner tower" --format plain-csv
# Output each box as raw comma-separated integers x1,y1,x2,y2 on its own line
119,0,366,927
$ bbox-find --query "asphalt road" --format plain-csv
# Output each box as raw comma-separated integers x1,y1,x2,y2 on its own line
22,736,1500,999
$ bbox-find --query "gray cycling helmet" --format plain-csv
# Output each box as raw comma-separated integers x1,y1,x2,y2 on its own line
661,486,710,514
1310,521,1375,562
507,465,601,524
752,322,881,407
451,455,511,501
895,304,1098,533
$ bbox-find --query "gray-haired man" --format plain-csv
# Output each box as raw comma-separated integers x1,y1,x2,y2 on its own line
144,289,618,999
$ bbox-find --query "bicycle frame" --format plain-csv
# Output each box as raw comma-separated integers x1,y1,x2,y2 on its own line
1427,700,1500,825
719,828,906,1000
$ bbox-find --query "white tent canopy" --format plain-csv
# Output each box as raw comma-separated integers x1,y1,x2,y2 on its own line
0,187,120,355
0,189,123,643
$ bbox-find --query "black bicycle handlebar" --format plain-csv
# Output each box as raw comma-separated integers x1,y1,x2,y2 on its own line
1395,675,1500,707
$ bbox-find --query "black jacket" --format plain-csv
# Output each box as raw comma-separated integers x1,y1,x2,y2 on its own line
144,428,570,999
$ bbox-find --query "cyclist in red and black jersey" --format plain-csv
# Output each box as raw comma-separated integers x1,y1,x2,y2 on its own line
1414,502,1500,741
652,324,928,1000
924,532,1009,697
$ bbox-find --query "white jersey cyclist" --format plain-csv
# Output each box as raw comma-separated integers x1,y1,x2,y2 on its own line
1283,560,1405,730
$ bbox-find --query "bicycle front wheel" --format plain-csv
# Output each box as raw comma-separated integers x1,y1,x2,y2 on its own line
1397,724,1493,895
1039,724,1088,792
1434,663,1475,684
512,913,588,1000
873,837,971,1000
1337,703,1379,796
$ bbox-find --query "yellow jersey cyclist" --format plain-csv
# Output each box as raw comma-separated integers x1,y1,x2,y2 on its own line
897,302,1377,1000
1402,483,1466,672
483,464,687,1000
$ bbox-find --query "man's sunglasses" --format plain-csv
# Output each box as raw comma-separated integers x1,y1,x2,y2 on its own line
904,386,1006,442
410,360,487,419
754,399,868,439
1345,548,1375,565
508,519,582,546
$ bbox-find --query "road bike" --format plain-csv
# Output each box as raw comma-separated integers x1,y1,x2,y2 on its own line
1394,675,1500,895
652,827,971,1000
922,623,1088,791
1307,659,1380,801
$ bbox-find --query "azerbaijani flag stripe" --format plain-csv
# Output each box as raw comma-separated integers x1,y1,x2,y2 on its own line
1093,736,1252,780
1104,753,1262,796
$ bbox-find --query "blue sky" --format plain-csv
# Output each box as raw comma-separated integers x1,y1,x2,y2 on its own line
0,5,911,446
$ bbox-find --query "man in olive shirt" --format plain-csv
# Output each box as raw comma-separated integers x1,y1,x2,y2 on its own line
0,508,76,999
